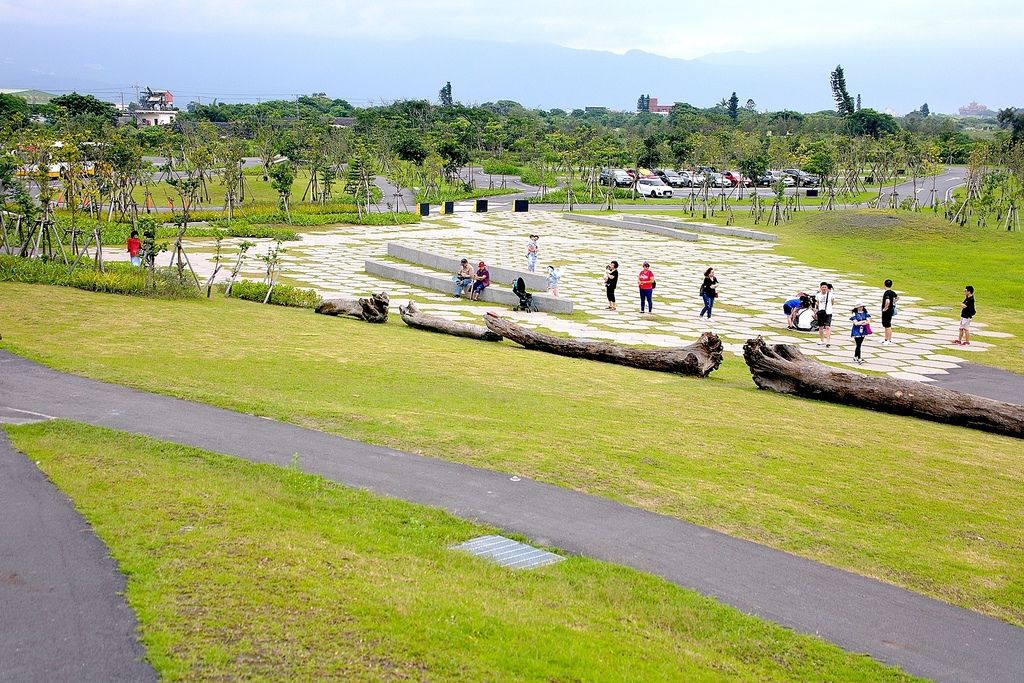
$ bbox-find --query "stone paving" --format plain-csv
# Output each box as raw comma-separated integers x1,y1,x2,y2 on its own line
126,210,1011,381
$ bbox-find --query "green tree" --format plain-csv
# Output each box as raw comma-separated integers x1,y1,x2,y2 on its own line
856,94,861,111
920,103,930,117
636,95,650,113
830,65,854,116
439,81,453,107
847,109,899,138
51,93,118,123
727,92,739,121
0,93,31,129
268,162,295,223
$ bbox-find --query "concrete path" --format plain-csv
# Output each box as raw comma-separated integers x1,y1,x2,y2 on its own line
0,430,156,682
1,350,1022,682
931,363,1024,404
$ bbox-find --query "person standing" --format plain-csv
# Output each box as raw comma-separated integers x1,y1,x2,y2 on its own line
126,230,142,267
955,285,976,345
604,260,619,310
699,267,718,318
638,262,655,313
526,234,539,273
880,279,898,345
849,302,873,364
814,282,834,347
546,265,561,297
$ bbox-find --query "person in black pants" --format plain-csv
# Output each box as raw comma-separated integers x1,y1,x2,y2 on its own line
604,260,619,310
699,266,718,318
880,279,898,345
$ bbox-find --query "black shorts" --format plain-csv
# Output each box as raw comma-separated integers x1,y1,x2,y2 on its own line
881,312,893,328
783,304,794,315
816,311,832,327
606,286,616,303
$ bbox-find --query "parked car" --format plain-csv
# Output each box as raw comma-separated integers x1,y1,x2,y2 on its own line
783,169,820,187
707,172,731,188
654,168,687,187
722,171,754,188
600,168,633,187
636,177,673,198
758,171,794,187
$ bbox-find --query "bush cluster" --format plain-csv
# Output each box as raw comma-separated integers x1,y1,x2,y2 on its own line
0,255,199,298
226,279,321,308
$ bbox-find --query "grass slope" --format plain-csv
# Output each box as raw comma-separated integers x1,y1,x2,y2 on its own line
2,283,1022,626
634,209,1024,372
4,421,915,681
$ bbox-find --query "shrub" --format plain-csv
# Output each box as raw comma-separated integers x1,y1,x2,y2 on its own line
0,254,199,298
480,160,522,176
226,279,321,308
518,167,560,187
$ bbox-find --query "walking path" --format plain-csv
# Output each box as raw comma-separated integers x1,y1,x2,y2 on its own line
0,429,156,682
1,350,1022,682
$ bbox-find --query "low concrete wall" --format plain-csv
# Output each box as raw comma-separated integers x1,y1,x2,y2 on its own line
628,215,777,242
387,243,549,290
364,260,573,314
560,213,699,241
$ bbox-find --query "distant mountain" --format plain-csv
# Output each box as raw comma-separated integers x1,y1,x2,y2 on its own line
0,28,1018,115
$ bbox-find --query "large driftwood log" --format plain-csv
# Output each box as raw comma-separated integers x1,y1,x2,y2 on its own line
483,313,723,377
399,301,502,341
315,291,390,323
743,337,1024,439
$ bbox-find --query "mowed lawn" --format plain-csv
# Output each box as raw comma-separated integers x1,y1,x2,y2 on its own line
4,421,917,681
642,209,1024,373
2,283,1023,627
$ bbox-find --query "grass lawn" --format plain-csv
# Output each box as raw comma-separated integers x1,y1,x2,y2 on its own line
2,282,1023,627
629,209,1024,374
4,421,915,681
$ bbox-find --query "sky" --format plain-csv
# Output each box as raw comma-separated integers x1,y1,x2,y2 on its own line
2,0,1022,112
4,0,1021,60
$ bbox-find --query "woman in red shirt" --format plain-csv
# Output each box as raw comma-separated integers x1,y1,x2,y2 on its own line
638,262,655,313
126,230,142,267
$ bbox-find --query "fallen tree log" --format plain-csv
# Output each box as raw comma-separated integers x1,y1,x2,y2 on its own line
483,313,723,377
743,337,1024,439
315,292,390,323
399,301,502,341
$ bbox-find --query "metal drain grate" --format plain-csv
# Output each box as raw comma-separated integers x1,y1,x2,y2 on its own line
453,535,565,570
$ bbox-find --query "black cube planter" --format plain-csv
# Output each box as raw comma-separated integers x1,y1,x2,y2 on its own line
805,189,819,198
865,176,874,184
513,199,529,212
475,199,488,213
442,200,455,214
418,202,430,216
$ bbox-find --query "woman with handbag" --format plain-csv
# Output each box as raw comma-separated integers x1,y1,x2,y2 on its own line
849,302,873,365
699,267,718,318
638,262,655,313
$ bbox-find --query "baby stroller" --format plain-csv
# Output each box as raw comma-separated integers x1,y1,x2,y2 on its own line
512,277,538,312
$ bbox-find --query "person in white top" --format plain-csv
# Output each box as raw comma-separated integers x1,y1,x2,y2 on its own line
814,281,835,347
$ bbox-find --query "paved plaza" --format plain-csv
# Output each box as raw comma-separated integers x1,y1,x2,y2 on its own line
144,210,1010,381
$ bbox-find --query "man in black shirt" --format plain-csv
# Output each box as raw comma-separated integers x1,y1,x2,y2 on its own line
955,285,976,346
880,279,898,345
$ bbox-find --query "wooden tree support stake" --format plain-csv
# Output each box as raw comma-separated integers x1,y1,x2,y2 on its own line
742,337,1024,439
483,313,723,377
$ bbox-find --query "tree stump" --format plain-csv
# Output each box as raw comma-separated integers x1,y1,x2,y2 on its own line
483,313,723,377
399,301,502,341
315,292,390,323
743,337,1024,439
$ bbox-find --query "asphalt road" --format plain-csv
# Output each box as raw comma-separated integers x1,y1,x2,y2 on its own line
0,430,156,682
1,350,1022,682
